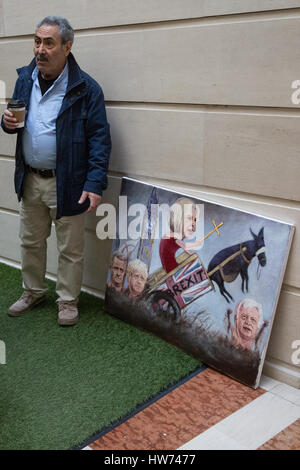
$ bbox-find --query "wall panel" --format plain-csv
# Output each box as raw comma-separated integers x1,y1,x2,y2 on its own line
1,16,300,107
106,106,300,202
266,290,300,367
0,104,17,155
74,16,300,107
2,0,300,37
0,158,18,211
108,106,205,183
0,211,20,263
203,112,300,201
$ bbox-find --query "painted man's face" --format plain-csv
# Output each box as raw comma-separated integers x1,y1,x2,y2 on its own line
236,306,260,341
128,270,147,297
111,257,126,289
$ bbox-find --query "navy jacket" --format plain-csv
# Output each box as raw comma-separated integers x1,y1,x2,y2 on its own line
1,53,111,219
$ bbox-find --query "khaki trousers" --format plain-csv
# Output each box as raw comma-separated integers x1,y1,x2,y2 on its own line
19,172,86,302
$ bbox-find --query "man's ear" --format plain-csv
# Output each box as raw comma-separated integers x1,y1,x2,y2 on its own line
64,40,72,56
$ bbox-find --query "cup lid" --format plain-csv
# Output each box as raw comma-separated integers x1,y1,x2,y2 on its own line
8,99,25,108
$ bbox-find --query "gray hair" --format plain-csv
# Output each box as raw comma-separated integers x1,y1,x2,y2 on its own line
36,16,74,44
111,251,127,266
127,259,148,279
234,298,264,329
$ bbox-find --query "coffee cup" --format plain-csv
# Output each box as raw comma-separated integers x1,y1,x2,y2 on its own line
7,99,25,128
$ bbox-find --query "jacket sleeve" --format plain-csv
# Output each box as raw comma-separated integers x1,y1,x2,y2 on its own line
1,79,21,135
83,84,112,196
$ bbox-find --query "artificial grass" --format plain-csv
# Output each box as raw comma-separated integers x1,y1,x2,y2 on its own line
0,263,200,450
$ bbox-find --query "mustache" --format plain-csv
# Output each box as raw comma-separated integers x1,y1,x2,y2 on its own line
36,53,48,62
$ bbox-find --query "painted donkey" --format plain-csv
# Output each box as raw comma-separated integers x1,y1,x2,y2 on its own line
207,227,266,303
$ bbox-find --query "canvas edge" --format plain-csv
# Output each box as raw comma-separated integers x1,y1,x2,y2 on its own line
121,176,295,228
254,224,296,388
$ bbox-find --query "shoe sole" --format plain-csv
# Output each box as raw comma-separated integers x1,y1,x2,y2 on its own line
57,316,79,326
8,296,46,317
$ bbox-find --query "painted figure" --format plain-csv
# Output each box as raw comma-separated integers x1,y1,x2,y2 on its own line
159,198,201,273
125,259,148,300
227,298,268,351
207,228,266,303
108,251,127,292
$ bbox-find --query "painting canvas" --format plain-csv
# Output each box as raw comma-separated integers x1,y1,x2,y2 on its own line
104,178,294,388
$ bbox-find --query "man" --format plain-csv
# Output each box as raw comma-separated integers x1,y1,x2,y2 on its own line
125,259,148,300
107,252,127,292
1,16,111,326
228,298,264,351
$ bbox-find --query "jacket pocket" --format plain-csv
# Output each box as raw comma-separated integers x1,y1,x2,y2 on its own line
72,111,87,141
67,181,89,213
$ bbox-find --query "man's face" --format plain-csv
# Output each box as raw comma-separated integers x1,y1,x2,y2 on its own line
34,24,71,79
128,270,147,297
111,257,126,289
236,306,260,341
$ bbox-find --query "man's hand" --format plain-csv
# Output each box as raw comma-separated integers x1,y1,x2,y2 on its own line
3,109,19,130
78,191,102,212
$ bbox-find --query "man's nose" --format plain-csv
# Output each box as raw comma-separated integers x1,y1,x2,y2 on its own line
37,43,46,54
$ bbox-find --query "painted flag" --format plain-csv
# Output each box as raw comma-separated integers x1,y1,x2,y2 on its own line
161,257,212,309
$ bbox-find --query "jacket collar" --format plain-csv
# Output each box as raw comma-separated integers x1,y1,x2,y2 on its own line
17,52,85,94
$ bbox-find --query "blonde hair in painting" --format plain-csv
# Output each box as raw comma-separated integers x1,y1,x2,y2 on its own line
169,197,199,236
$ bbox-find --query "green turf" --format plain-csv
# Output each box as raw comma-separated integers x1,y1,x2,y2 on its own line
0,263,200,450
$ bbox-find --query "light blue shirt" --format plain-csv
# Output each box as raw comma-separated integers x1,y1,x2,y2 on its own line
22,62,69,169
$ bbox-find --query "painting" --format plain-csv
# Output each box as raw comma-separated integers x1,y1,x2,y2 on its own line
104,177,294,388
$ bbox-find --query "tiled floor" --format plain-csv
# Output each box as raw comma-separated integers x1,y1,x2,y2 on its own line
83,368,300,451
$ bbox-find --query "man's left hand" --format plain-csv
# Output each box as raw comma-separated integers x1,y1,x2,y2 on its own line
78,191,102,212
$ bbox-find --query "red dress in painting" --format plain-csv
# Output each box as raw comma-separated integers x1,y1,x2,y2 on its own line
159,237,180,273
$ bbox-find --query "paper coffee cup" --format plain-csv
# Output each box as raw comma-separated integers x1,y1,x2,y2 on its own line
7,99,25,128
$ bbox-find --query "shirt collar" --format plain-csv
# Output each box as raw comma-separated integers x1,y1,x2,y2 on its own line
31,61,69,87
